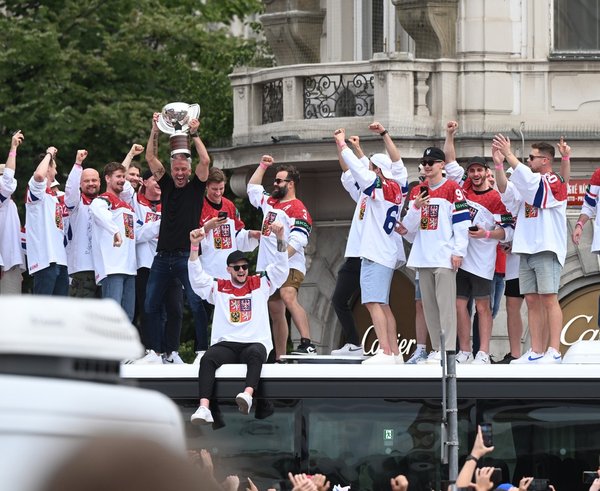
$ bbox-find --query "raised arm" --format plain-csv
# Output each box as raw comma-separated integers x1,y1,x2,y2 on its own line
145,113,165,181
444,120,458,163
557,136,571,183
64,149,88,208
189,118,210,182
33,146,58,183
121,143,144,171
6,130,23,172
369,121,400,162
248,154,273,185
492,146,509,194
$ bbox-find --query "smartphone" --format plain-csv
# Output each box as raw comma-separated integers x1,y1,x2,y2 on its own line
530,479,549,491
421,186,429,197
480,423,493,447
217,211,228,220
583,471,598,484
491,468,502,484
469,225,479,232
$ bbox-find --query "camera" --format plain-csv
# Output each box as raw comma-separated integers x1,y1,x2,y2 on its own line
480,423,493,447
583,471,598,484
530,478,549,491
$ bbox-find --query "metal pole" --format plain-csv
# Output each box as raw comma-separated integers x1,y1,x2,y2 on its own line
440,329,459,484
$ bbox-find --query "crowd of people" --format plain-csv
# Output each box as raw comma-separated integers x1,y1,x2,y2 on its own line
0,116,596,372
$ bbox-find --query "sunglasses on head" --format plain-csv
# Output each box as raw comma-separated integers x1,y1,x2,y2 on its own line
420,160,441,166
231,264,249,271
528,155,546,161
274,178,291,185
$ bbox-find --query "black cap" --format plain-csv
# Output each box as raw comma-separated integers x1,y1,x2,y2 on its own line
466,156,489,169
142,169,153,180
226,250,249,265
422,147,446,162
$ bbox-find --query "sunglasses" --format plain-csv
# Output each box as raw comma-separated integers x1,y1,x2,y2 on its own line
421,160,441,166
528,155,546,161
274,178,291,185
231,264,249,271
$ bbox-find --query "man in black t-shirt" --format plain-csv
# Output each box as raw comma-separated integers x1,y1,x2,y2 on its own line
136,113,210,364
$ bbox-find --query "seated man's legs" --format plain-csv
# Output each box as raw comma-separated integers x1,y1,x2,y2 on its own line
331,257,361,347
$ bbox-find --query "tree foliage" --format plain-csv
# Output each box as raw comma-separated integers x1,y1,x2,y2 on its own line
0,0,266,188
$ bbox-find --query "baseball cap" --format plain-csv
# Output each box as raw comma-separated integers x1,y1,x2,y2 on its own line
370,153,394,180
466,156,489,170
495,484,515,491
142,169,153,180
227,250,249,266
422,147,446,162
51,179,60,188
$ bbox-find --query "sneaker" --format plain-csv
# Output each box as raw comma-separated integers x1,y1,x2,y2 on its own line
395,353,405,364
406,348,428,364
418,350,441,365
362,349,396,365
492,353,518,364
193,351,206,365
511,348,544,364
291,338,317,355
331,343,363,356
163,351,185,364
135,349,163,365
235,392,253,415
190,406,214,425
472,351,490,364
538,347,562,364
456,351,474,364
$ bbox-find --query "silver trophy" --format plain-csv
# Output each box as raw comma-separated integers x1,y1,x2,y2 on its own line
157,102,201,157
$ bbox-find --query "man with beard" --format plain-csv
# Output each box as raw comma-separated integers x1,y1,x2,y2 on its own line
64,149,102,298
126,161,143,191
90,162,137,321
443,121,514,364
247,156,314,360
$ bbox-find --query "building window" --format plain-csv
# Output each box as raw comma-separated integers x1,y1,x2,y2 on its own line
554,0,600,56
261,80,283,125
303,74,374,119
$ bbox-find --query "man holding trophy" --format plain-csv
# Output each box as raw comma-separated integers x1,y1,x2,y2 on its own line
138,103,210,364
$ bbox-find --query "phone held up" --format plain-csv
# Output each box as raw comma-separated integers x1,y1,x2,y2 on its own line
218,211,228,220
480,423,493,447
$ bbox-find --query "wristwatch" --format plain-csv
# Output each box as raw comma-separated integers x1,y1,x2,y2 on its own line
465,454,479,464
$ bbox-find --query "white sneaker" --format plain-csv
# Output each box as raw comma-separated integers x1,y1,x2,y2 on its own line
235,392,253,415
193,351,206,365
472,351,490,365
190,406,214,425
362,349,396,365
511,348,544,364
395,353,405,364
163,351,186,364
331,343,363,356
417,350,441,364
538,347,562,364
406,348,428,364
135,349,163,365
456,351,474,364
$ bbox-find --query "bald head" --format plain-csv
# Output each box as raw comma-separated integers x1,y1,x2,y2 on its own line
81,168,101,198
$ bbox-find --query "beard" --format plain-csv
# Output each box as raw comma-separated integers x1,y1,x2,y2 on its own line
271,185,288,200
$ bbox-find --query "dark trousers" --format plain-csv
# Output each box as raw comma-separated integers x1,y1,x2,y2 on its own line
32,263,69,296
331,257,361,346
198,341,267,400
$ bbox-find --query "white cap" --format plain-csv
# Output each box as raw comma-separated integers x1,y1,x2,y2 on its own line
370,153,394,180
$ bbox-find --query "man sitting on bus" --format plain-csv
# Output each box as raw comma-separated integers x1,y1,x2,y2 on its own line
188,221,289,425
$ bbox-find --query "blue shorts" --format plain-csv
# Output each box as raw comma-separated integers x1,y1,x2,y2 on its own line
360,258,394,304
519,251,562,295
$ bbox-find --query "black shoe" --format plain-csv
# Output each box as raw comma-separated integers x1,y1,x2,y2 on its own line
291,338,317,355
492,353,517,364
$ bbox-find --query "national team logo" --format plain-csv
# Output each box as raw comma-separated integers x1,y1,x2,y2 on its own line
213,224,233,250
524,203,539,218
54,203,64,230
262,211,277,236
145,212,160,223
420,204,439,230
468,205,478,221
359,197,367,220
230,297,252,323
123,213,135,239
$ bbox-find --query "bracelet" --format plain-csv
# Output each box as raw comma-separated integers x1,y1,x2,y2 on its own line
380,130,388,136
189,132,198,138
190,245,199,251
561,156,570,160
46,152,54,159
8,151,16,157
576,221,585,229
259,162,269,170
75,162,83,166
485,230,491,239
494,164,504,170
465,455,479,464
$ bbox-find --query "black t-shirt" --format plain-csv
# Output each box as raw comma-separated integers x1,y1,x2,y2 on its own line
157,173,206,252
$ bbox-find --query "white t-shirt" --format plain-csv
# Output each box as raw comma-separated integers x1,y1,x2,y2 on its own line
0,168,24,271
133,192,161,270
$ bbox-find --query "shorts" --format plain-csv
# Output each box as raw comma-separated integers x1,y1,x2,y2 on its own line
360,258,394,304
504,278,523,298
270,268,305,300
414,278,421,301
519,251,562,295
456,268,491,299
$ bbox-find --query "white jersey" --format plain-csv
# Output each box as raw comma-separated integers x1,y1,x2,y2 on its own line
25,177,68,274
200,197,259,278
505,250,520,281
133,192,161,269
64,164,95,275
188,249,288,355
247,184,312,274
0,167,24,271
339,147,406,269
90,192,137,283
500,164,568,265
579,168,600,253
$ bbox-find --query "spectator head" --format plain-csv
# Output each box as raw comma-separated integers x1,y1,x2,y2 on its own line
226,250,250,285
272,164,300,200
169,153,192,189
103,162,126,195
206,168,226,205
528,142,555,173
466,156,490,190
369,153,395,180
126,162,142,191
80,168,101,198
141,169,160,200
420,147,446,182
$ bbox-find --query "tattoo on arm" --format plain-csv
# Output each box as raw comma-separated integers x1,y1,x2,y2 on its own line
277,238,288,253
152,132,158,155
153,168,165,180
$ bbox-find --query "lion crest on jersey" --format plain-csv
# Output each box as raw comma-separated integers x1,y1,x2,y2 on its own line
230,298,252,323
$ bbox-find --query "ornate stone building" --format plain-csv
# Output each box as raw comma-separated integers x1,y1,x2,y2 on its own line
212,0,600,357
